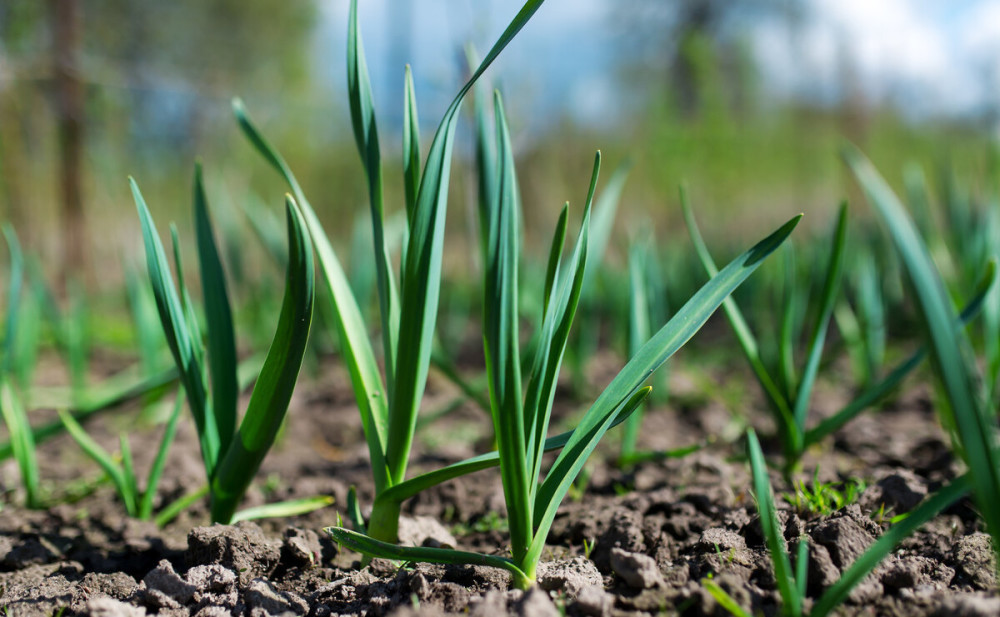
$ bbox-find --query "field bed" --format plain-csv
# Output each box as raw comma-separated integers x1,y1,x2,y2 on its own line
1,352,995,617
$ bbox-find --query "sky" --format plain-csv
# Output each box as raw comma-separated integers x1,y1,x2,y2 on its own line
317,0,1000,129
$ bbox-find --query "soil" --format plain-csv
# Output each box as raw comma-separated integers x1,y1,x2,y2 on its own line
1,351,997,617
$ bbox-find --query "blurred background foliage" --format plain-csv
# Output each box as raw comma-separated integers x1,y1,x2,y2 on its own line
0,0,996,294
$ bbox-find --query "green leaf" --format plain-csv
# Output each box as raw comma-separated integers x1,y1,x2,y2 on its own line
139,391,186,521
348,0,401,406
375,398,644,507
803,261,995,448
325,526,531,589
484,90,530,562
59,409,136,517
231,495,334,524
403,64,421,221
792,202,848,432
132,178,219,476
0,377,39,508
621,241,651,459
528,213,802,566
747,429,801,616
209,196,314,524
681,190,799,457
194,163,238,456
2,223,24,375
702,578,753,617
386,0,549,487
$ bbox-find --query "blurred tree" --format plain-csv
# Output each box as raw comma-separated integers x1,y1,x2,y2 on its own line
0,0,318,283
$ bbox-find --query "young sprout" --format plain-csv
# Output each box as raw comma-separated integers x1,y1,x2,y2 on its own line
325,91,802,589
683,194,994,477
131,164,324,524
845,145,1000,560
232,0,549,545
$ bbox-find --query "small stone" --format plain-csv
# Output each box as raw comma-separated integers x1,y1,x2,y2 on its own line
282,527,323,567
695,528,746,553
574,585,613,617
397,515,458,548
469,590,507,617
933,593,1000,617
950,533,997,589
537,557,602,597
87,597,147,617
610,548,663,589
514,587,560,617
141,560,196,609
245,578,309,616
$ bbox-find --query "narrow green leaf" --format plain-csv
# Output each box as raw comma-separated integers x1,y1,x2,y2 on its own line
792,202,848,432
348,0,401,404
120,433,139,515
542,205,569,319
231,495,334,524
524,152,600,491
466,44,497,263
747,429,800,616
778,246,799,404
140,391,186,520
681,191,799,455
702,579,754,617
484,90,530,562
59,409,136,517
194,163,238,455
403,64,421,221
347,486,366,533
529,214,802,565
582,159,631,290
2,224,24,374
132,178,218,476
0,378,39,508
154,484,209,528
803,261,995,448
376,399,644,507
325,526,531,589
621,241,651,459
209,196,314,524
386,0,549,486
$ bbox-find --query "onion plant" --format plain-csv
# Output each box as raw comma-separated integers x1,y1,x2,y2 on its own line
232,0,547,545
684,195,992,477
326,91,801,588
706,430,971,617
131,164,323,524
844,145,1000,560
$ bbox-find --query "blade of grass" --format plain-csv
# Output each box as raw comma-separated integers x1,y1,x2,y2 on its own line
59,409,136,517
326,526,531,589
792,202,848,433
139,391,186,520
209,196,314,524
747,429,800,616
231,495,334,524
194,163,238,456
132,178,218,476
0,378,39,508
403,64,421,221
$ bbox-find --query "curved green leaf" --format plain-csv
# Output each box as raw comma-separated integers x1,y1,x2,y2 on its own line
209,196,314,524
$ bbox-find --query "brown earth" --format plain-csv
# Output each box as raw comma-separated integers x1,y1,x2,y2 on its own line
0,351,997,616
